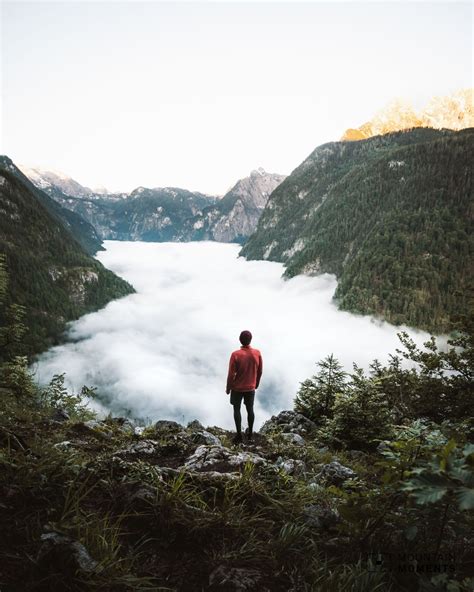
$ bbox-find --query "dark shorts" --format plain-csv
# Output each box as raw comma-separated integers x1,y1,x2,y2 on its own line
230,390,255,406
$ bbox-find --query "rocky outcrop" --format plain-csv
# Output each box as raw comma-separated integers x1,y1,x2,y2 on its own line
314,461,357,486
259,410,317,437
182,444,268,472
178,168,286,243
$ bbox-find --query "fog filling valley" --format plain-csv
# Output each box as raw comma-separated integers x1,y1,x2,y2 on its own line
35,241,432,430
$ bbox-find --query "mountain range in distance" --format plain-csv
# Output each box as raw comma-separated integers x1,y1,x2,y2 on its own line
19,165,286,245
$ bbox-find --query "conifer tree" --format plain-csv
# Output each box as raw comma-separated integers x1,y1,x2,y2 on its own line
294,354,346,423
327,364,393,450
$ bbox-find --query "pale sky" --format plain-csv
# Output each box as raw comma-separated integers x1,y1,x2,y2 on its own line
2,1,472,194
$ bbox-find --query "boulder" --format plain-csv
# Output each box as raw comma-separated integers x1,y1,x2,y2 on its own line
281,433,305,446
190,430,222,447
259,410,316,437
115,439,160,456
154,420,183,433
183,445,267,472
187,419,205,430
314,461,356,486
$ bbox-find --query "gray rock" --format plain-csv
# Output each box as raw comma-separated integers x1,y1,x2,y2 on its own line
259,410,317,437
281,433,305,446
190,430,222,447
275,457,306,476
115,439,159,456
209,565,267,591
37,532,99,574
154,419,183,432
307,481,324,493
183,445,267,472
187,419,205,430
302,504,340,530
315,461,356,486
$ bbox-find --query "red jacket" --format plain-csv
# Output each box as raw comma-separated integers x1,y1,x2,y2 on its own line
226,345,263,393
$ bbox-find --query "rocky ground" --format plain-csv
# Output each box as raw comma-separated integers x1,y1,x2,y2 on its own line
1,390,472,592
0,395,375,592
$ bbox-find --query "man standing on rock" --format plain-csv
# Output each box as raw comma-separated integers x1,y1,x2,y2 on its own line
226,330,263,444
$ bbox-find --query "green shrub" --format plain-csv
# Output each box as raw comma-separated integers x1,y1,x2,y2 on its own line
294,354,347,424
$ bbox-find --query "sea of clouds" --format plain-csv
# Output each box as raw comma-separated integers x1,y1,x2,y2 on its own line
34,241,432,430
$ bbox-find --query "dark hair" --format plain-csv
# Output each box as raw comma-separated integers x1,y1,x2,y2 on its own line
239,330,252,346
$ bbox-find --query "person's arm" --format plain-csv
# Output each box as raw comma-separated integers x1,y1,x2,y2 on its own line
226,353,237,394
256,353,263,389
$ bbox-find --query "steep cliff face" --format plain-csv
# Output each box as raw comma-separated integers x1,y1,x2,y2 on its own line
342,88,473,141
0,162,134,358
178,168,286,243
241,128,473,332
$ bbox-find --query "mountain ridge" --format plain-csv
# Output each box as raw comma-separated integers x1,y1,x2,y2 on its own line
0,159,135,358
23,166,285,244
240,127,473,332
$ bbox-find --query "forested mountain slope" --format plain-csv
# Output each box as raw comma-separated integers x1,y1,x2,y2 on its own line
0,166,134,358
0,157,103,255
240,128,473,332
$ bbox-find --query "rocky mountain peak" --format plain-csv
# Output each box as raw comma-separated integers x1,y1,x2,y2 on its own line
342,88,473,141
18,165,96,198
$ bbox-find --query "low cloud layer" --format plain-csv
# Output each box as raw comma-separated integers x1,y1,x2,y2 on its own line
34,241,432,430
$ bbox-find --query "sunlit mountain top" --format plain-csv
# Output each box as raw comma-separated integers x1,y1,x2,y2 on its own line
342,88,473,141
